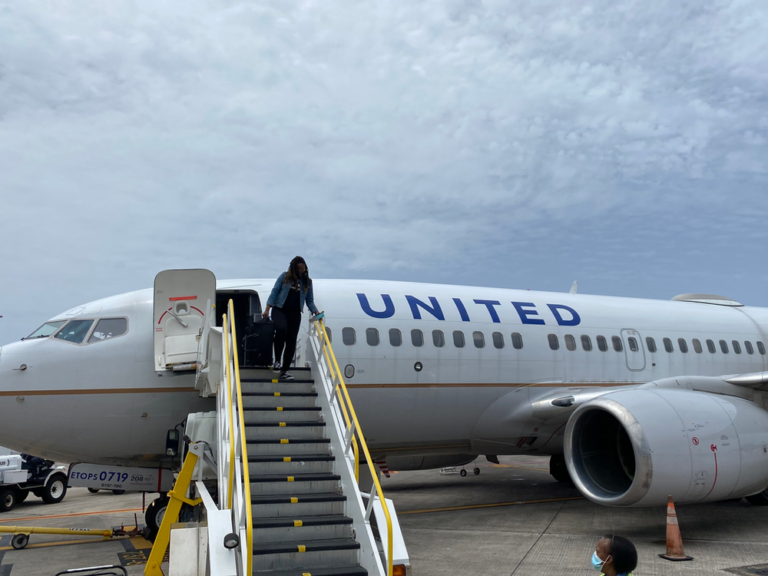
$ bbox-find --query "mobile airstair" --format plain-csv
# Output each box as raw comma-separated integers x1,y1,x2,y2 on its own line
147,270,406,576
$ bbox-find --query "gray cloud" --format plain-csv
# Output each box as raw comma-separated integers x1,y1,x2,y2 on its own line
1,0,766,340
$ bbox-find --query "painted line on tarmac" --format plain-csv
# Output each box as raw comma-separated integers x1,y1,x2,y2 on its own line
0,537,115,551
0,508,143,524
399,496,585,515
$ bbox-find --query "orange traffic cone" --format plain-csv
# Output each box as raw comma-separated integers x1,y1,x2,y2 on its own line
659,495,693,561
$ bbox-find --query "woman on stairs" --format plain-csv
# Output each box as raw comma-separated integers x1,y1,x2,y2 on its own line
263,256,319,380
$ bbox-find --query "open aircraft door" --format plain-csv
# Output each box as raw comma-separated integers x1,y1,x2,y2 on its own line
154,269,216,372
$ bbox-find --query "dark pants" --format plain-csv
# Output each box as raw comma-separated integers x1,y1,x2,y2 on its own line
272,307,301,370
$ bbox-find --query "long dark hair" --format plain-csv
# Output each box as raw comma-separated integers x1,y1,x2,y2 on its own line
283,256,311,291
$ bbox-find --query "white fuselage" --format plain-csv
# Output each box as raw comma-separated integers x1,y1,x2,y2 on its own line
0,279,766,467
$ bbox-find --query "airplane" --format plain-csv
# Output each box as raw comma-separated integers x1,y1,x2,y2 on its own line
1,271,767,521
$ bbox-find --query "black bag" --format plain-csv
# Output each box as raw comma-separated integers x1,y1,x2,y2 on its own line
243,318,275,367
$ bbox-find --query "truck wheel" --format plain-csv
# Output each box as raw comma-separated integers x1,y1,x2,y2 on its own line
41,473,68,504
88,488,100,494
11,533,29,549
145,496,170,540
16,490,29,503
112,490,126,495
0,489,17,512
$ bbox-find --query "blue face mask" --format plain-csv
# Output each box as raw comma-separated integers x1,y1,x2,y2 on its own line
591,551,607,572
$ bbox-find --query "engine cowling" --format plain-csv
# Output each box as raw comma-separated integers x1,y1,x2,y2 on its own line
564,389,768,506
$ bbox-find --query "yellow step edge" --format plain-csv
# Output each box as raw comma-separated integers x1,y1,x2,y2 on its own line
277,407,284,411
279,422,286,427
283,457,291,462
290,497,299,503
297,544,306,553
293,520,303,527
280,439,290,444
272,379,278,383
274,392,281,397
287,476,294,482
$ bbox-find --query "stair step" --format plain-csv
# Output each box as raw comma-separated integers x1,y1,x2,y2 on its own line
243,393,318,408
252,519,352,543
244,410,322,424
254,565,367,576
252,493,346,505
252,538,360,572
251,492,346,517
242,378,315,384
250,473,341,495
253,514,353,529
240,366,311,372
242,381,315,394
248,438,331,456
253,537,360,555
246,423,325,440
248,455,335,474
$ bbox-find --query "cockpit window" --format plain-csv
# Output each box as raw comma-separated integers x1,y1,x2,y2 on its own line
88,318,128,343
54,320,95,344
26,321,67,339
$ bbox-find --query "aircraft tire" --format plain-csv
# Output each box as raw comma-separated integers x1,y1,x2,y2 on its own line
0,488,17,512
745,490,768,506
145,496,171,540
460,469,467,477
549,454,574,485
41,473,68,504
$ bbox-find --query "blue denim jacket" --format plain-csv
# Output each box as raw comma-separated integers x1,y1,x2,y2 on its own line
267,272,318,314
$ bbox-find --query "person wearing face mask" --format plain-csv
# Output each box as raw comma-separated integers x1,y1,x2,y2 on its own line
263,256,319,380
592,534,637,576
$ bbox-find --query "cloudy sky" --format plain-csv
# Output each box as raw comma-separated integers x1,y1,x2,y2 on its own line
1,0,766,341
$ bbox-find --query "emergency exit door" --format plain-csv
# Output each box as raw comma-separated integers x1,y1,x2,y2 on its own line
153,269,216,371
621,328,646,371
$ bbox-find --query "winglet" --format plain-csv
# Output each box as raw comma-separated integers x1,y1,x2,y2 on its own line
569,281,578,294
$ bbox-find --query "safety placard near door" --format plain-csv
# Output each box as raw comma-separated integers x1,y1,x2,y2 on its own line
69,464,174,492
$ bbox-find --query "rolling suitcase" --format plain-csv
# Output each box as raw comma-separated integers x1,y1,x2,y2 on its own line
243,318,275,367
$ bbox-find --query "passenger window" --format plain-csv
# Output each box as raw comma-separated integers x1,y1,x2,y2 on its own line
732,340,741,354
88,318,128,343
581,335,592,351
26,320,67,339
492,332,504,349
758,341,766,355
54,320,95,344
366,328,380,346
432,330,445,348
326,327,332,343
597,335,608,352
707,339,716,353
692,339,702,354
719,339,729,354
453,331,465,348
564,335,576,351
745,341,754,355
411,329,424,347
473,331,485,349
548,334,560,350
678,338,688,353
612,336,623,352
389,328,401,347
342,327,356,346
645,337,656,353
628,337,638,352
511,332,523,350
663,338,674,353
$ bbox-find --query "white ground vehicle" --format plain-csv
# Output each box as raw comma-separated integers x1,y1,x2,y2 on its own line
0,454,68,512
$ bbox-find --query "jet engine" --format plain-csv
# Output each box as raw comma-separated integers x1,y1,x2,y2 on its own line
564,388,768,506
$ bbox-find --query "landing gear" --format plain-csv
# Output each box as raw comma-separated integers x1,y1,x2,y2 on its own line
460,469,467,477
473,467,480,475
745,489,768,506
549,454,574,485
41,473,68,504
459,467,480,477
145,496,170,541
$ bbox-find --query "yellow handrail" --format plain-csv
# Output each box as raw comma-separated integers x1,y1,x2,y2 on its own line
229,301,254,576
314,319,393,576
222,312,236,509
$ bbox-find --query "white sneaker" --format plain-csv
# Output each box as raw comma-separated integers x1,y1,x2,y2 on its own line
279,372,295,381
273,361,281,372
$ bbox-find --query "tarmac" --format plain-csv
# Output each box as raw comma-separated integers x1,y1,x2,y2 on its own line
1,456,768,575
